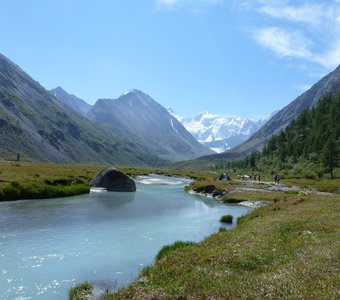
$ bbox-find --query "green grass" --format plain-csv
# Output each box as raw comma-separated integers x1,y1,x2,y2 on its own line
0,161,215,201
155,241,197,261
282,178,340,193
69,281,93,300
0,161,102,201
104,176,340,299
101,180,340,299
7,162,336,299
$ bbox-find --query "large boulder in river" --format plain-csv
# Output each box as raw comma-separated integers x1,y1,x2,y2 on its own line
90,167,136,192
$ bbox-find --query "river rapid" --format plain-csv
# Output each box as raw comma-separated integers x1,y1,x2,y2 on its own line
0,175,251,299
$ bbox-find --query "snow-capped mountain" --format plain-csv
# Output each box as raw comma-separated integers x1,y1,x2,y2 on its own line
168,109,271,153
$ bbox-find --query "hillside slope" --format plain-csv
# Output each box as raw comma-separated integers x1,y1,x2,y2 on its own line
235,93,340,179
86,90,214,162
0,53,162,166
197,64,340,162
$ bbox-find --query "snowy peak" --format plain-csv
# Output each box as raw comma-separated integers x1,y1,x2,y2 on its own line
168,109,270,153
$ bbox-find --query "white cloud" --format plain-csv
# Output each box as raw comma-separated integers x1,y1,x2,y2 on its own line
253,27,312,58
313,41,340,69
259,4,327,26
157,0,222,10
259,2,340,36
244,0,340,70
158,0,178,5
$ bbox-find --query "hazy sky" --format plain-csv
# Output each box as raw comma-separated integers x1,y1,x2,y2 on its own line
0,0,339,118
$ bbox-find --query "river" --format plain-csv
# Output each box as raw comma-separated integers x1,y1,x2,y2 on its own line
0,175,251,299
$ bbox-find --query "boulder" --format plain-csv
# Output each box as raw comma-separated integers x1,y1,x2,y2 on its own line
90,167,136,192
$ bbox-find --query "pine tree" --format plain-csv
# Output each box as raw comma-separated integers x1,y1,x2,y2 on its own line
322,137,339,179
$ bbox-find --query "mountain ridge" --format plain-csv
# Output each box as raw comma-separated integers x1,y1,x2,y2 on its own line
0,53,163,166
86,90,214,162
50,86,92,116
195,64,340,162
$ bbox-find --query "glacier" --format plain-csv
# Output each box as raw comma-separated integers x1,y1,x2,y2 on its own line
168,109,271,153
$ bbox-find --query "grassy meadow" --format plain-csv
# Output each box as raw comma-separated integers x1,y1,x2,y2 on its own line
97,176,339,300
0,160,213,201
100,184,339,299
0,161,103,201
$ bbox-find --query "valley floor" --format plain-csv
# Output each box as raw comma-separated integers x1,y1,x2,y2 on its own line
96,177,340,300
1,161,338,299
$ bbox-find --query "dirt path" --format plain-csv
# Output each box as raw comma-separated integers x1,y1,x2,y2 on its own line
232,179,331,195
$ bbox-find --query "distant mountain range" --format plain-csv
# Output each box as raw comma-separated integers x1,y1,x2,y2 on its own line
168,109,271,153
0,53,212,165
179,64,340,168
2,52,338,168
0,53,162,166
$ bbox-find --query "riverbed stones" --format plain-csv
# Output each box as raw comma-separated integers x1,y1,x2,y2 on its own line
90,167,136,192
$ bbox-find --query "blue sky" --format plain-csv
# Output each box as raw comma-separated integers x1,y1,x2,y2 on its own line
0,0,339,118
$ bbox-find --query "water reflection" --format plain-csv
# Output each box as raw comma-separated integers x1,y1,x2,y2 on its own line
93,191,136,209
0,175,251,300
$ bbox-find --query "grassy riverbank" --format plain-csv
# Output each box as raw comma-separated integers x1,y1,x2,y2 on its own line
0,161,105,201
0,161,212,201
2,161,338,298
96,178,340,299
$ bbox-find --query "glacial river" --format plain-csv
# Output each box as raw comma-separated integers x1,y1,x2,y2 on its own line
0,175,251,299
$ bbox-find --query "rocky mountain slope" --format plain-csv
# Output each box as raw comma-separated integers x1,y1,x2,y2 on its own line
168,109,270,153
0,53,162,166
50,86,92,116
86,90,214,161
195,64,340,163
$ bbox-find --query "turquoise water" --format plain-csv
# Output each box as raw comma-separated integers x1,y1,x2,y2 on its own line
0,175,251,299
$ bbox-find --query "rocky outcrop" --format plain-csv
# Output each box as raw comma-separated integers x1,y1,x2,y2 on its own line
90,167,136,192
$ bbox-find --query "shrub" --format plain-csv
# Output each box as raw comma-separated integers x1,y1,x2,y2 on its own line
220,214,233,224
156,241,197,261
10,181,20,188
69,281,93,300
218,227,227,232
2,184,21,200
139,265,152,277
221,196,242,204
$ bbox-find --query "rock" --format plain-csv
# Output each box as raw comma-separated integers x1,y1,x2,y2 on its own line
90,167,136,192
218,173,231,181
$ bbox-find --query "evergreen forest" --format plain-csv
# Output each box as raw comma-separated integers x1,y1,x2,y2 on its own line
230,93,340,179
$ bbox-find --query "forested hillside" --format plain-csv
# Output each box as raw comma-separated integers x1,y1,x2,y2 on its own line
232,93,340,179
